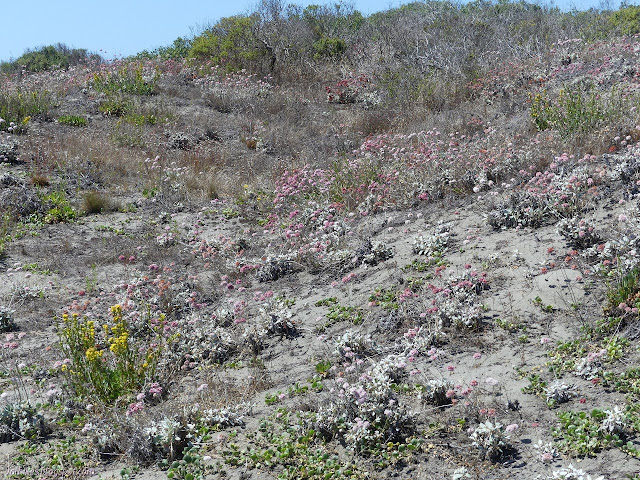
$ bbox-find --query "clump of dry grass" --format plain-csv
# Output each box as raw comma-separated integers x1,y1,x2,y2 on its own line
29,174,49,187
82,190,120,214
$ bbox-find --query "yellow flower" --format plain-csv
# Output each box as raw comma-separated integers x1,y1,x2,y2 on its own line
85,347,103,362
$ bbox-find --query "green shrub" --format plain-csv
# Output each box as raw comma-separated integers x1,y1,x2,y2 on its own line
56,305,165,403
312,36,346,59
0,90,53,133
189,15,265,71
99,96,132,117
132,37,192,61
0,43,99,73
529,85,629,137
91,62,158,95
606,267,640,314
609,5,640,35
58,115,87,127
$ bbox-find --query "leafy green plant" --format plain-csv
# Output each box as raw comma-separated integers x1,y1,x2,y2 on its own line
315,360,332,375
547,338,587,374
91,63,158,95
42,190,77,224
368,288,399,310
606,267,640,314
522,374,547,397
0,90,53,133
57,115,87,127
552,408,636,457
56,305,166,403
222,409,365,478
529,85,627,137
402,259,441,272
313,36,346,59
495,317,524,332
315,298,337,307
609,5,640,35
84,263,98,293
45,436,91,470
316,299,363,332
533,296,554,313
0,44,97,73
99,96,132,116
167,446,208,480
124,112,158,125
133,37,192,61
23,263,52,275
221,207,239,219
603,369,640,396
188,15,263,72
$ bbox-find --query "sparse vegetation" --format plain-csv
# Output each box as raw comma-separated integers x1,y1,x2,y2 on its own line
3,1,640,478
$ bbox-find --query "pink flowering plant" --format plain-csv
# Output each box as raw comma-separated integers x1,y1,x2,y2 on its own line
315,354,418,455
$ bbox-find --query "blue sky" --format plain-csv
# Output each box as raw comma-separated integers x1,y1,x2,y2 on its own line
0,0,635,63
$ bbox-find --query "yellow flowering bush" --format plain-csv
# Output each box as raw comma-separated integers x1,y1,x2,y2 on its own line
57,304,166,404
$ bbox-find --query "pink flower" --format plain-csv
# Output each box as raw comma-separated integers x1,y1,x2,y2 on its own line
473,352,482,359
148,383,162,395
126,401,144,416
447,365,455,372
